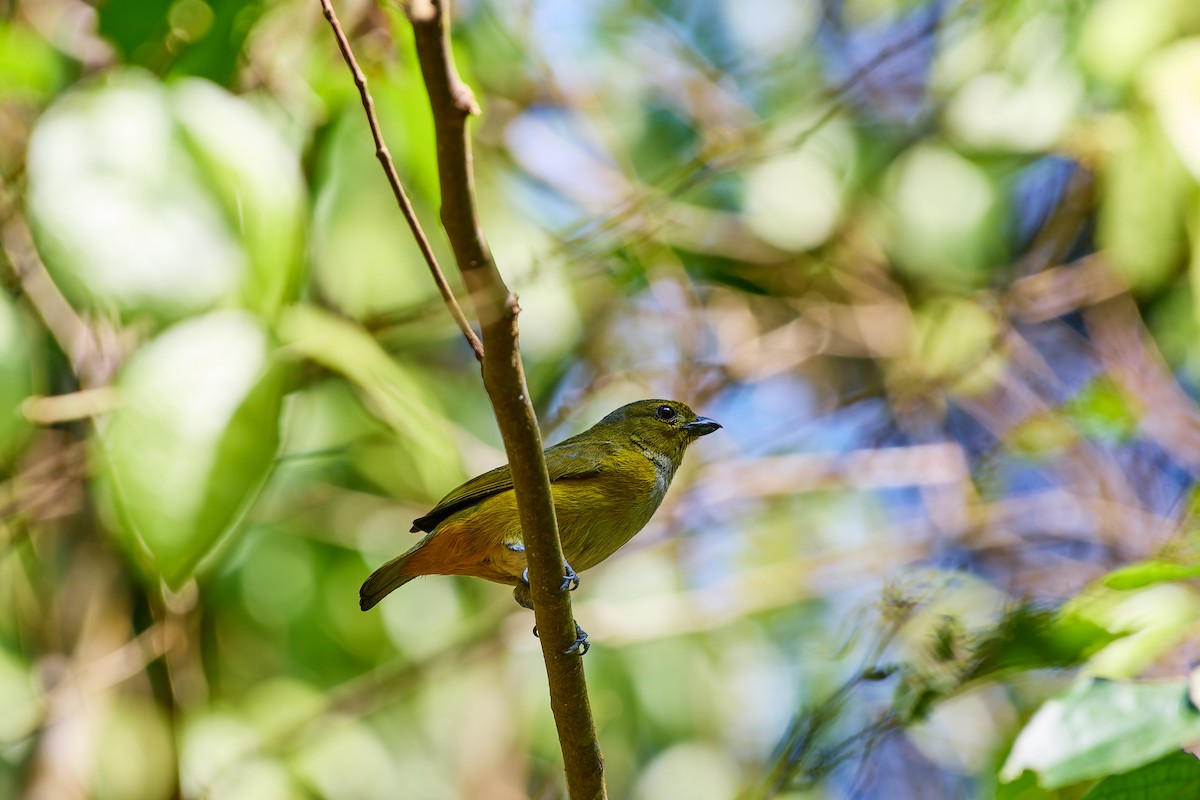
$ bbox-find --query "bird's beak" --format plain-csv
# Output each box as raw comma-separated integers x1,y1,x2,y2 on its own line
684,417,722,436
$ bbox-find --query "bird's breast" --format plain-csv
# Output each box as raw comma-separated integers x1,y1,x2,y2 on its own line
552,449,673,571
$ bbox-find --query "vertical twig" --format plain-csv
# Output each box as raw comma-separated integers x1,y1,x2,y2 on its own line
318,0,484,361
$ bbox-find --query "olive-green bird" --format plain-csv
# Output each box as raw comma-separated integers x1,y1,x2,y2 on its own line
359,400,721,631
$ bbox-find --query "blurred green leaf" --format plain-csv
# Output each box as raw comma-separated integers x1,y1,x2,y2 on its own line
1001,678,1200,789
1067,584,1200,678
26,69,302,322
743,132,851,252
98,0,264,85
0,647,41,743
93,696,175,800
1079,0,1193,87
98,311,284,587
1103,561,1200,590
963,605,1120,683
1081,750,1200,799
310,66,444,319
993,770,1056,800
1006,412,1080,461
1143,39,1200,182
911,297,999,392
170,0,266,85
0,22,65,100
172,79,305,320
0,292,36,466
884,143,1004,288
96,0,172,67
1064,378,1141,442
1096,114,1190,292
27,71,241,319
276,304,461,497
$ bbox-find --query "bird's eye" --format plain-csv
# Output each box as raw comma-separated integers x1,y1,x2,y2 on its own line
655,405,677,421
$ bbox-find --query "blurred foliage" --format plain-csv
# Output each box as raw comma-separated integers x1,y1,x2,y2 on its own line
6,0,1200,798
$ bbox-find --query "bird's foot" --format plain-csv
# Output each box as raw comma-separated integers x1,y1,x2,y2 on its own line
561,561,579,593
520,559,580,594
531,621,590,656
567,622,589,656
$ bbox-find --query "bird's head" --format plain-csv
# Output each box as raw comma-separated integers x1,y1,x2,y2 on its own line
597,399,721,461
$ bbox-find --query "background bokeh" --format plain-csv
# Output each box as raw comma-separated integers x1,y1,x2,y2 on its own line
4,0,1200,797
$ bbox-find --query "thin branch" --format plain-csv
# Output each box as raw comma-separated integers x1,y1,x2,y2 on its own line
406,0,607,797
317,0,484,361
0,188,116,387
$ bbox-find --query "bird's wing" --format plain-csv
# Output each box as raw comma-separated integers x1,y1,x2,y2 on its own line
409,438,619,532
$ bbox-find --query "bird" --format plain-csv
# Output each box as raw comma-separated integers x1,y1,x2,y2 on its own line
359,399,721,650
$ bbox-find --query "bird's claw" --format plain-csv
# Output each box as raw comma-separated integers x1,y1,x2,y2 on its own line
530,621,590,656
561,562,579,593
566,622,589,656
521,560,580,594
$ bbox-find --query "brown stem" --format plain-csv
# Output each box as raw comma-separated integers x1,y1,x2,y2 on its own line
317,0,484,361
0,188,115,386
407,1,607,797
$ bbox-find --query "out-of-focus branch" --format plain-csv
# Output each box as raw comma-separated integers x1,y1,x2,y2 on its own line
317,0,484,362
0,194,117,387
1005,254,1126,323
406,2,606,797
1085,293,1200,471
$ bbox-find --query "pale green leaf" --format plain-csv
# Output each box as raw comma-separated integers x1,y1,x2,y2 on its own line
97,311,284,587
1096,114,1189,293
27,71,245,318
26,70,304,323
1001,678,1200,788
172,80,306,321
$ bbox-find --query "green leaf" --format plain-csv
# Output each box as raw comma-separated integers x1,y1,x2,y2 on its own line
1081,751,1200,799
0,292,36,466
0,21,64,101
27,71,244,319
963,605,1120,683
97,0,265,85
276,304,461,497
97,311,284,587
1096,113,1190,293
26,70,303,322
883,143,1004,289
1001,678,1200,789
0,646,41,742
1103,561,1200,590
1064,378,1141,443
309,95,443,319
1142,39,1200,182
1067,584,1200,678
172,79,305,321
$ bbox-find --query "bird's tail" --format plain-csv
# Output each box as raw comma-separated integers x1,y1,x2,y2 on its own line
360,541,427,611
